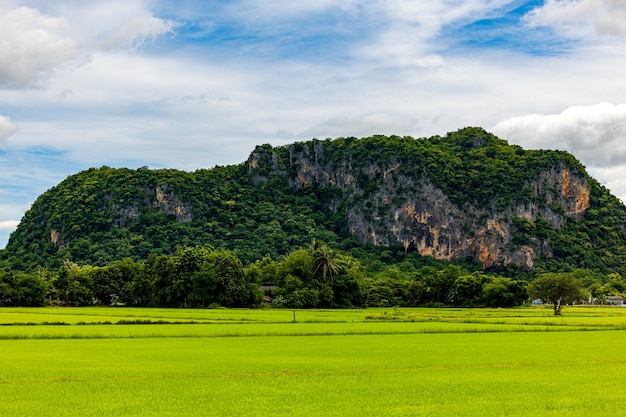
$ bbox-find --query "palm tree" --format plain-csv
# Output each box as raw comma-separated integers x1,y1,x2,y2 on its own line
311,244,342,283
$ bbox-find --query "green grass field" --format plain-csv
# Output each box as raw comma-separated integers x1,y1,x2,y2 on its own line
2,306,626,416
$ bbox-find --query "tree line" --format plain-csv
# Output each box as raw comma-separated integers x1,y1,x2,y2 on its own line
2,241,620,313
7,128,626,281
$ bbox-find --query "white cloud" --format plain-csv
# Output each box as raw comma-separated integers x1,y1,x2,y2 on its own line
99,10,177,50
526,0,626,38
587,164,626,204
0,116,17,145
357,0,511,67
0,220,20,231
492,103,626,201
0,201,27,248
0,220,19,249
216,1,512,68
492,103,626,166
3,0,626,237
0,7,80,87
0,3,177,87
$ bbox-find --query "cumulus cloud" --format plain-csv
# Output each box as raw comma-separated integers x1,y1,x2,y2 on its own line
526,0,626,38
0,116,17,145
4,0,626,228
492,103,626,201
99,10,177,50
0,7,80,87
357,0,511,67
0,201,24,248
492,103,626,167
0,220,20,249
0,220,20,231
0,3,178,87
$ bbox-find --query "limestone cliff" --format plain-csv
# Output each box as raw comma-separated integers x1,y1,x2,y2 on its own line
247,130,591,270
7,127,621,273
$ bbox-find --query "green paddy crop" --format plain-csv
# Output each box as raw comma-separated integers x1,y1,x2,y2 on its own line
2,306,626,416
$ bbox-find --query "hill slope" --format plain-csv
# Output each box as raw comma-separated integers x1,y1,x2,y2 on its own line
4,127,626,275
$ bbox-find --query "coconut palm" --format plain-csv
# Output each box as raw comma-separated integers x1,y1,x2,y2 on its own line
311,244,343,283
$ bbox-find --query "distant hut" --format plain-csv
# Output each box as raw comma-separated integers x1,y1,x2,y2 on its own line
605,296,624,306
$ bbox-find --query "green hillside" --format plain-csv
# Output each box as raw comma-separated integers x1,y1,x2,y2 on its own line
3,127,626,308
2,127,626,276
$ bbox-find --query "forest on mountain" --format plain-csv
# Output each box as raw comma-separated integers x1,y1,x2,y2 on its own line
1,127,626,308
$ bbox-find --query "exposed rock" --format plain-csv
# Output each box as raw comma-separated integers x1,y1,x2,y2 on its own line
154,185,192,222
248,139,592,270
50,229,68,250
10,129,603,272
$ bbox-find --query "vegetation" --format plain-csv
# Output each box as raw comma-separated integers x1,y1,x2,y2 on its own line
2,127,626,309
3,307,626,416
3,239,624,313
530,273,585,315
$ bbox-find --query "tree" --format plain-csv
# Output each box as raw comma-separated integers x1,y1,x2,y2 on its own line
54,260,94,306
90,258,141,305
366,276,406,307
482,278,528,308
273,244,365,308
14,273,47,306
424,265,460,304
530,273,584,315
244,255,279,285
277,249,314,285
311,242,343,283
195,250,260,307
145,245,260,308
315,250,365,308
120,268,153,306
454,272,492,306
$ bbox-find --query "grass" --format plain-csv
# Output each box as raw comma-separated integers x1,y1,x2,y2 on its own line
2,306,626,415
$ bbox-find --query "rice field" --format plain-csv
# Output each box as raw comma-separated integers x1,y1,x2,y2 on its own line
2,306,626,416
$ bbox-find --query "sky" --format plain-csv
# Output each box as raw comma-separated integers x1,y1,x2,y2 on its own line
2,0,626,249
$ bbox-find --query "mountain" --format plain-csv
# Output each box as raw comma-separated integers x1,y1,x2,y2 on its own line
3,127,626,276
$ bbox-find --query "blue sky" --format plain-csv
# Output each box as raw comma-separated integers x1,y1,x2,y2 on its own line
2,0,626,249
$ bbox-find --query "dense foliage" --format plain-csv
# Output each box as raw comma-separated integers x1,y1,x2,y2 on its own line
3,240,625,310
529,273,585,315
2,127,626,308
0,242,528,308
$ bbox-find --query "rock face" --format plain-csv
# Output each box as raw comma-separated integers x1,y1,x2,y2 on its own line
7,127,605,271
154,185,192,222
109,185,192,227
247,133,591,270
